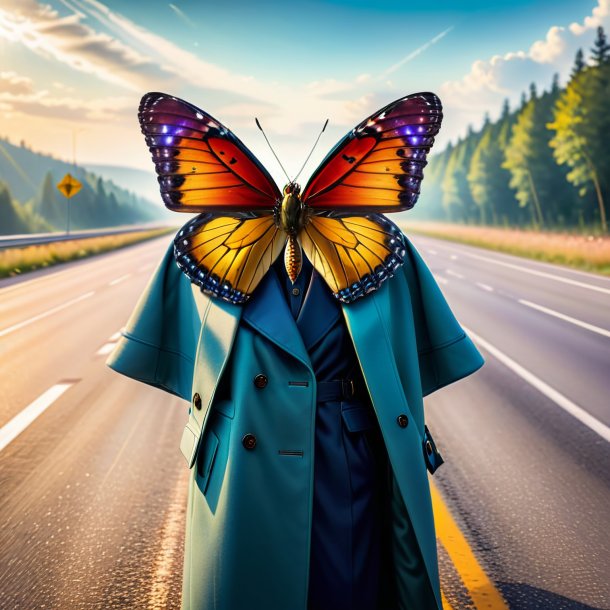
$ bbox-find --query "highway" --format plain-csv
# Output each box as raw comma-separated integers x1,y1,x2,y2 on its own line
0,233,608,609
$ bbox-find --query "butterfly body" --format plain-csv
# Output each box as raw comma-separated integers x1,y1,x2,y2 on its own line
279,183,306,235
139,91,443,304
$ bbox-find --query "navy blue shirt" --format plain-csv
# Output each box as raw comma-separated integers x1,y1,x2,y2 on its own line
272,254,392,610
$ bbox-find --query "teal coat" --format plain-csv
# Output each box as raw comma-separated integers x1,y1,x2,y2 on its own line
106,234,484,610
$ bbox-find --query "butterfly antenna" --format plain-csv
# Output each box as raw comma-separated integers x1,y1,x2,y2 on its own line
292,119,329,183
255,118,291,183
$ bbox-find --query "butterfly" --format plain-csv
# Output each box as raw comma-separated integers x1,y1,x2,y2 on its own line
138,91,442,304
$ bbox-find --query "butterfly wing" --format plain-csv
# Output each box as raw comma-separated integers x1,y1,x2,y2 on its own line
174,213,286,304
139,92,282,212
301,92,442,212
299,213,406,303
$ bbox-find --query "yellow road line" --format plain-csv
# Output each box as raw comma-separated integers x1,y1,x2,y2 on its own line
430,478,509,610
441,589,456,610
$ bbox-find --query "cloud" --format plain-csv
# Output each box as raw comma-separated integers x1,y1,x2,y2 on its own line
0,0,458,182
529,26,568,63
0,0,176,90
0,71,34,95
71,0,276,103
569,0,610,35
0,81,133,121
438,0,610,145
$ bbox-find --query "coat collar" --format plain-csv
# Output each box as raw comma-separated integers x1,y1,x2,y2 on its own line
241,266,312,370
295,267,342,352
195,259,385,376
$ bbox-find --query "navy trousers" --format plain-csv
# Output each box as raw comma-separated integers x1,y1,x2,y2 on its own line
272,256,397,610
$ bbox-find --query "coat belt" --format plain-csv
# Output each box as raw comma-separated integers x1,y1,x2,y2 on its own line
316,378,368,403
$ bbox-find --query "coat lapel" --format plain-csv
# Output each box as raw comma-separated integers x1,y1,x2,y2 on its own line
241,267,312,370
181,286,242,467
296,268,341,351
341,285,443,610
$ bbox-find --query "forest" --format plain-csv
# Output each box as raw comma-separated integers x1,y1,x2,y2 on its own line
0,139,164,235
413,26,610,234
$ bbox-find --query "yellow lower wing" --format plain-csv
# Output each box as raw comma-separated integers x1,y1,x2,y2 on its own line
299,213,407,303
174,213,286,303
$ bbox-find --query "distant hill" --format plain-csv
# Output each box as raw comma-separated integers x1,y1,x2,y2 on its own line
0,137,168,234
84,164,162,204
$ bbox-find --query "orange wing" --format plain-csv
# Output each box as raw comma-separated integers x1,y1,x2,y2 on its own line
299,213,407,303
301,92,442,212
175,213,286,303
139,92,282,212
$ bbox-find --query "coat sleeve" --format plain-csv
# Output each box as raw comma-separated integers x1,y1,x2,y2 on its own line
401,236,485,397
105,239,201,402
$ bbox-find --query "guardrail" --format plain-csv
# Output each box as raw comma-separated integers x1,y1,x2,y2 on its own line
0,224,177,250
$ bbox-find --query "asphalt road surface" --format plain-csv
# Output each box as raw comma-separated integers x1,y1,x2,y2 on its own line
0,233,608,609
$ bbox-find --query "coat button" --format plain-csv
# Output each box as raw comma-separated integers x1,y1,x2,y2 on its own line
292,287,300,296
242,433,257,450
396,414,409,428
193,392,202,410
253,374,268,388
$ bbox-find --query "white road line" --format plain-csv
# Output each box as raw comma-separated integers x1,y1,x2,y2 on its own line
427,249,438,255
0,265,76,296
436,245,610,295
446,269,464,279
463,325,610,443
109,273,131,286
410,233,610,283
96,329,124,356
476,282,494,292
518,299,610,338
96,343,117,356
432,273,449,285
0,291,95,338
0,383,74,452
450,254,458,260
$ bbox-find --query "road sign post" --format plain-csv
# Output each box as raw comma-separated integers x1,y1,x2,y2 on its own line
56,173,82,235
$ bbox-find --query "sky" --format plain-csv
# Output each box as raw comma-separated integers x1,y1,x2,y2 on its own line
0,0,608,197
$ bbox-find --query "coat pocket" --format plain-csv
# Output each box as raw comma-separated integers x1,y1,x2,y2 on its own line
180,421,201,468
197,430,220,494
422,425,444,474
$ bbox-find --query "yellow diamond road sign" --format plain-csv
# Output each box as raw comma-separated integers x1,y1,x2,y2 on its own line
57,173,82,199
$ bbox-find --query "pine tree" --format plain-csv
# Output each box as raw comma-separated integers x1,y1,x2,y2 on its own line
503,101,545,227
520,91,527,108
529,82,538,100
501,98,510,119
0,181,52,234
467,111,517,226
0,182,27,234
551,73,560,95
411,144,453,221
572,48,586,78
591,26,610,65
548,62,610,232
441,134,481,223
36,171,64,229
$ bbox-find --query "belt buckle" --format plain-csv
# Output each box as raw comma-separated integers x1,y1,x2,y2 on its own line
342,379,355,399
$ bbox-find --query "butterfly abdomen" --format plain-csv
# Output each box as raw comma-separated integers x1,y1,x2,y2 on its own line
284,234,303,283
279,184,306,282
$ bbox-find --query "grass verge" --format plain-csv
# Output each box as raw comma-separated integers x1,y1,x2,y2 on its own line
400,221,610,276
0,227,175,279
